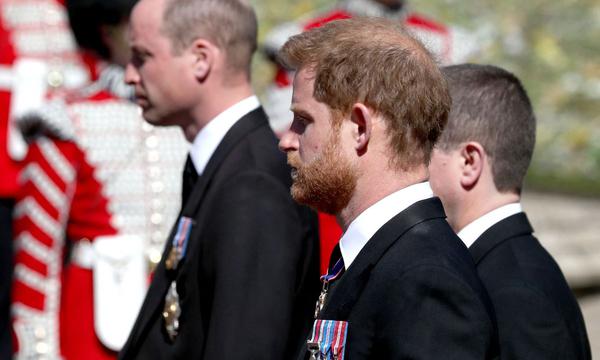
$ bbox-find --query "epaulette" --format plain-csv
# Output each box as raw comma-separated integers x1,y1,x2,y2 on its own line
17,99,76,142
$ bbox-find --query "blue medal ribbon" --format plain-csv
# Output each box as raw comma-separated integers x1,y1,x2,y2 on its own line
172,216,193,263
320,257,344,283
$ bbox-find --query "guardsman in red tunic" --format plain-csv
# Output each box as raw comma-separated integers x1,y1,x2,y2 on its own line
1,0,93,357
9,1,188,359
262,0,480,273
0,13,18,360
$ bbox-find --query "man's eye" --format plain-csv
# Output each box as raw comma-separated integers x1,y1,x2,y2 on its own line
131,52,146,67
294,115,309,125
291,115,309,134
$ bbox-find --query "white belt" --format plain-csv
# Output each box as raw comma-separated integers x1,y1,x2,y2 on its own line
70,239,95,269
0,65,12,90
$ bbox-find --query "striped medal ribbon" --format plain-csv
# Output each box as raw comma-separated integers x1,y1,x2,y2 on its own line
307,319,348,360
165,216,193,271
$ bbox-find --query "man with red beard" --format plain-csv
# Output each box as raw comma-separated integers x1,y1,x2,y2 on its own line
279,18,499,359
264,0,479,274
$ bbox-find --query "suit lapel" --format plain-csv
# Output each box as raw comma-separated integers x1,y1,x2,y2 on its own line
181,107,268,217
469,212,534,264
122,107,269,356
320,197,447,320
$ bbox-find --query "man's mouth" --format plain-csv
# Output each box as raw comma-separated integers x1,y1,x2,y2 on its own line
135,95,149,108
291,167,298,180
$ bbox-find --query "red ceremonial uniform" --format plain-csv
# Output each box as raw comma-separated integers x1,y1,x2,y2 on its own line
11,65,189,359
263,0,479,273
0,15,19,197
0,0,94,198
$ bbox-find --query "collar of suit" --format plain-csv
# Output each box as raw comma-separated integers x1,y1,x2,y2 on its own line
458,202,523,248
339,181,433,269
468,211,535,265
189,95,260,175
321,197,447,320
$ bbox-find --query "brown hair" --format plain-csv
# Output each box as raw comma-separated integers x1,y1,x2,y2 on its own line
278,17,450,169
161,0,257,76
438,64,536,194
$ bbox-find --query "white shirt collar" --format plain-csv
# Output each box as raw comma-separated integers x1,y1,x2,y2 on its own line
457,203,523,248
339,182,434,269
190,96,260,175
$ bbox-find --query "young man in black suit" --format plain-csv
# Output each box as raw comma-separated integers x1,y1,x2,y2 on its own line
278,18,499,359
429,64,591,359
119,0,320,358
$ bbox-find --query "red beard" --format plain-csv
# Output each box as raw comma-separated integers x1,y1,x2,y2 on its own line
287,133,357,214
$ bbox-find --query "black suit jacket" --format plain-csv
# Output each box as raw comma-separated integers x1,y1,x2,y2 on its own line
120,107,320,359
470,212,591,360
303,197,499,359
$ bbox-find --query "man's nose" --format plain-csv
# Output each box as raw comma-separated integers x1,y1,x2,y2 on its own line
124,63,139,85
278,129,299,153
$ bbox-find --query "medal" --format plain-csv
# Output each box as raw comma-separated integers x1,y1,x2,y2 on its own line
161,217,193,340
308,257,347,359
314,257,344,319
165,217,193,271
163,281,181,341
314,282,329,319
307,319,348,360
307,341,320,360
165,247,179,271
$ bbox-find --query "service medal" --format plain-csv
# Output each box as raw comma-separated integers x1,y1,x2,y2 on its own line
163,281,181,341
307,319,348,360
315,257,344,319
165,217,193,271
165,247,179,271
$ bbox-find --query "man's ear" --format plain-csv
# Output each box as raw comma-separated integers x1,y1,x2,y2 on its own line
459,142,485,189
349,103,372,155
189,39,215,82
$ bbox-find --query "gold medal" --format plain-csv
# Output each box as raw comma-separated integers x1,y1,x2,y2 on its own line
165,247,179,270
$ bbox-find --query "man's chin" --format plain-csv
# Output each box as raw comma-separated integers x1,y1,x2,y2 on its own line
291,184,316,210
141,109,169,127
291,183,339,215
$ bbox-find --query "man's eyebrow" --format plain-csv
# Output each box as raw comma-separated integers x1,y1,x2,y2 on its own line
130,44,150,55
290,106,311,118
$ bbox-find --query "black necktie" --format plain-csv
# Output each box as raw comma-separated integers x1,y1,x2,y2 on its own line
182,155,199,206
